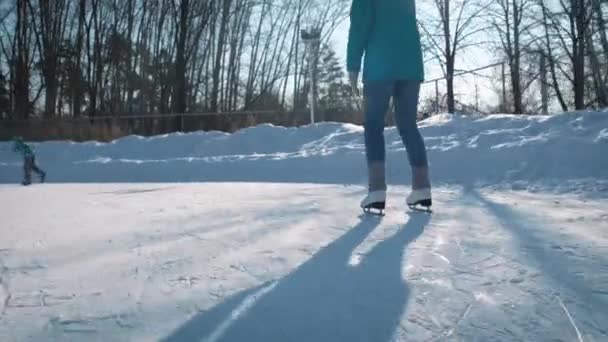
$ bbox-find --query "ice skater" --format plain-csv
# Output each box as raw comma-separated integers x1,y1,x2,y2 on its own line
12,136,46,185
347,0,432,214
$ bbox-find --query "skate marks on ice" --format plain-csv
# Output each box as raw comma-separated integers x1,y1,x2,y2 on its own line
162,214,431,342
377,188,608,341
0,250,54,319
95,186,177,196
471,190,608,340
0,250,10,316
0,249,108,338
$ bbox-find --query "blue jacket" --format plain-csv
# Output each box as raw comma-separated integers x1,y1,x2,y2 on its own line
13,140,34,157
347,0,424,82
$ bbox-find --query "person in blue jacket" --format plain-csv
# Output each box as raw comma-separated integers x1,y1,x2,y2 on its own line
12,136,46,185
347,0,432,212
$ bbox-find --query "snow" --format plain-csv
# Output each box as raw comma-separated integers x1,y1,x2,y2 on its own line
0,110,607,341
1,111,607,192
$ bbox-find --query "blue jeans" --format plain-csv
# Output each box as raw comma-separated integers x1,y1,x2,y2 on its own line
23,155,45,184
363,80,428,191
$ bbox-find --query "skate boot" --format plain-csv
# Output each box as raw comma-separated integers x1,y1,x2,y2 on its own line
40,172,46,183
361,190,386,215
407,188,432,212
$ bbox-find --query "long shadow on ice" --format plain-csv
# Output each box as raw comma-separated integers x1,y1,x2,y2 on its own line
472,190,608,337
162,213,431,342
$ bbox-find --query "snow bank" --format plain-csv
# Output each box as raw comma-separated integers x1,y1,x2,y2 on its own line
1,111,607,193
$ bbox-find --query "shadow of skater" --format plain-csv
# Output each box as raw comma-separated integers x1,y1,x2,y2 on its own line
472,190,608,317
163,213,431,342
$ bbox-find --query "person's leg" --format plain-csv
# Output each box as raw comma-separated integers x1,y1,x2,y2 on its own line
31,155,46,181
393,80,431,191
363,81,393,193
23,156,33,185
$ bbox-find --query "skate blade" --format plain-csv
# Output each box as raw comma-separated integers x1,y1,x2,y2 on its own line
363,209,385,216
407,199,433,214
362,202,386,216
409,207,432,213
408,205,432,214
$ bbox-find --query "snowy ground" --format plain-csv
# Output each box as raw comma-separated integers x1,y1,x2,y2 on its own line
1,111,607,341
1,183,607,341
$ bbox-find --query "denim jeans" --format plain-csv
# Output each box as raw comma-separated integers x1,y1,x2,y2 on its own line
23,155,45,184
363,80,428,192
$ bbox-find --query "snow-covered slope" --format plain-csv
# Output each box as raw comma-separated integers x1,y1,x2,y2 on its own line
1,111,607,193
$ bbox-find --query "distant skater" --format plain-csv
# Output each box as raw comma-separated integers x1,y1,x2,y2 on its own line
347,0,432,213
12,136,46,185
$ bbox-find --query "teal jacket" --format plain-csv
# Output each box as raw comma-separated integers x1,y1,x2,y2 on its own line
347,0,424,82
13,140,34,158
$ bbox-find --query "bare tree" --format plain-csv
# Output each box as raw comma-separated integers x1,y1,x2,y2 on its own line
539,0,593,110
172,0,191,114
537,0,569,111
70,0,86,117
172,0,213,114
489,0,539,113
588,0,608,106
421,0,491,113
13,0,32,119
28,0,73,118
0,0,350,129
211,0,231,112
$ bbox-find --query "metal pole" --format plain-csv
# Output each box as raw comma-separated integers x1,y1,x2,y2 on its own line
475,83,479,112
301,28,320,125
435,80,439,113
309,51,315,124
501,62,507,113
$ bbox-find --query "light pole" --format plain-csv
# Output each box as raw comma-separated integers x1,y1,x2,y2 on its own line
301,28,321,124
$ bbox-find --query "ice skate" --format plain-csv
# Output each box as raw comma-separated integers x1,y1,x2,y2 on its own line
361,190,386,215
407,188,432,213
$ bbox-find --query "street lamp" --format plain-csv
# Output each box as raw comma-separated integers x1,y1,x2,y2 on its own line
301,28,321,124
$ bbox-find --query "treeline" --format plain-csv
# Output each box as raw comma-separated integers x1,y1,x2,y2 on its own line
0,0,607,124
0,0,351,121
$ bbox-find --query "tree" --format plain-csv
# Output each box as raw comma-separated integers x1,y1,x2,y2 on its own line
317,45,353,121
0,0,351,129
10,0,33,119
0,73,9,118
538,0,593,110
28,0,72,118
489,0,538,113
420,0,491,113
588,0,608,107
71,0,86,117
538,0,568,111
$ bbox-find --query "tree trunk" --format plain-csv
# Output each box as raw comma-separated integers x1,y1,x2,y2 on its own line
573,0,586,110
586,24,607,106
14,0,31,119
72,0,85,117
540,0,568,111
126,0,135,114
211,0,231,112
173,0,190,114
590,0,608,106
592,0,608,66
245,2,266,108
31,0,66,119
511,0,523,114
443,2,455,113
446,56,455,113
